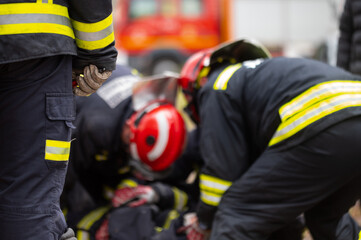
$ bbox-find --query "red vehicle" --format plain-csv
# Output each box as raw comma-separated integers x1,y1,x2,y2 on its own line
114,0,232,75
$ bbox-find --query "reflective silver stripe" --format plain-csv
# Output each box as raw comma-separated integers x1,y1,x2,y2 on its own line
46,146,70,155
0,14,71,26
270,94,361,146
201,191,222,206
0,14,71,27
74,24,113,42
200,174,232,194
280,81,361,120
0,3,74,38
45,139,71,161
71,13,114,50
199,174,232,206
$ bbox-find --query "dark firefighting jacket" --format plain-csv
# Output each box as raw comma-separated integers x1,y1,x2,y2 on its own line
196,57,361,228
0,0,117,70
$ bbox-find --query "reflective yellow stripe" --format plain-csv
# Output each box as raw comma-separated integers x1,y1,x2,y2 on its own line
172,187,188,211
45,139,71,161
75,33,114,51
201,191,222,206
199,174,232,206
213,63,242,90
0,3,74,38
1,23,73,37
280,81,361,120
270,95,361,146
358,230,361,240
162,210,179,229
77,206,111,240
77,230,90,240
0,3,69,16
117,179,138,188
71,14,113,32
200,174,232,192
269,81,361,146
71,14,114,50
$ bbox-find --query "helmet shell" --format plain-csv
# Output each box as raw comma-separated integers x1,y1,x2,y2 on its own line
128,101,187,171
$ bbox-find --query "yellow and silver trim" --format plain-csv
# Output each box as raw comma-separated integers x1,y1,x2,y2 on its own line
200,174,232,206
269,80,361,146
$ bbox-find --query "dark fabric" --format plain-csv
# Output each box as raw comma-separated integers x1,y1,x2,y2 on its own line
108,206,156,240
108,205,186,240
196,57,361,229
210,116,361,240
337,0,361,75
0,55,74,239
0,0,117,70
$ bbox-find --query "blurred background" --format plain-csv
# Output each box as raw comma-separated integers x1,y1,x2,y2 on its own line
111,0,345,76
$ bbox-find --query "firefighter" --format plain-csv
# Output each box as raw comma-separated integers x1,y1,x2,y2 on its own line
62,64,201,239
177,38,361,240
0,1,117,239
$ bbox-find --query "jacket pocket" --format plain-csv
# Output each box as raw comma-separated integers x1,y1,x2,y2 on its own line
45,93,75,169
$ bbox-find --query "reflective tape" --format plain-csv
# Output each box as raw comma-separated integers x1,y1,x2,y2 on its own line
117,179,138,188
71,14,115,50
200,191,222,206
199,174,232,206
162,210,179,230
0,3,74,38
200,174,232,193
279,81,361,120
45,139,71,161
77,206,111,240
172,187,188,211
269,81,361,146
213,63,242,90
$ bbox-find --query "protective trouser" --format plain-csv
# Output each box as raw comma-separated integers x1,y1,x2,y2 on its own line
0,55,75,239
211,116,361,240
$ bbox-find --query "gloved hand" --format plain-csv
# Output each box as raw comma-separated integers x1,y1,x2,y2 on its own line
177,213,211,240
95,218,109,240
72,64,111,96
60,228,77,240
111,185,159,208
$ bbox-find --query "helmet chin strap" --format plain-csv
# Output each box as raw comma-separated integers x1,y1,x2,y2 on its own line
128,157,173,181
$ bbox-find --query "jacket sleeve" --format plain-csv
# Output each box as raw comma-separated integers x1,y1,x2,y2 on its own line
337,0,353,70
196,79,251,229
68,0,118,71
151,182,189,212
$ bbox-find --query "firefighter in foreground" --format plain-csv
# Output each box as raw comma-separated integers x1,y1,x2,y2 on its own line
177,38,361,240
0,0,117,239
62,65,201,239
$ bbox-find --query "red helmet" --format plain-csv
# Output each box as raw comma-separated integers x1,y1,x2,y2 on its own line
178,38,271,123
127,101,187,178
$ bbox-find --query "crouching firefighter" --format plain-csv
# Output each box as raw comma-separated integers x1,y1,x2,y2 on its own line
62,68,201,239
177,38,361,240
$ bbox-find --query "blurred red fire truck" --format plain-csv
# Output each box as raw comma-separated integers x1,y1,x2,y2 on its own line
113,0,232,75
